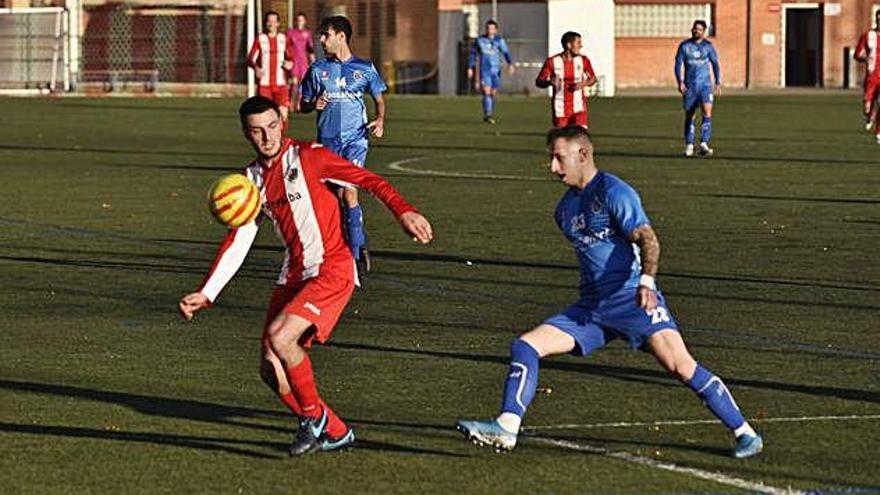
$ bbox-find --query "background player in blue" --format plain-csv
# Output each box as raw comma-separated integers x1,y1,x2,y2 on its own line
468,20,514,124
300,15,387,275
457,126,763,459
675,20,721,157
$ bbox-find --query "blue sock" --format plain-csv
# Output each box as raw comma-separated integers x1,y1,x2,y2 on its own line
684,113,696,144
688,363,746,432
345,205,366,258
701,117,713,144
500,339,539,417
482,94,493,117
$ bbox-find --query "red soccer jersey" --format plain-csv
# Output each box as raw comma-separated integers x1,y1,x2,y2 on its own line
199,139,417,301
247,33,290,87
856,30,880,77
537,52,596,120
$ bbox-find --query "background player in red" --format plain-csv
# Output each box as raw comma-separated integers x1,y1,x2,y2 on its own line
178,96,433,456
247,11,293,124
286,12,316,113
855,9,880,143
536,31,597,128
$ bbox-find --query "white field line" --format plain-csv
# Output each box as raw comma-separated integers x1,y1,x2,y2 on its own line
531,436,806,495
523,413,880,432
387,154,549,181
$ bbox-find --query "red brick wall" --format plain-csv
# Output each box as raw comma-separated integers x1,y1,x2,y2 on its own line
615,0,880,88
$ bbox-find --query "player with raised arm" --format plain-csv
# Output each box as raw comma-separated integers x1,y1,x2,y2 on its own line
457,126,763,459
854,10,880,143
178,96,432,456
247,11,293,125
675,20,721,157
300,15,387,278
286,12,316,113
536,31,597,128
468,20,515,124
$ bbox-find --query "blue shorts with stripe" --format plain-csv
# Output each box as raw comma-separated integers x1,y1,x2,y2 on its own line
544,288,679,356
683,85,714,111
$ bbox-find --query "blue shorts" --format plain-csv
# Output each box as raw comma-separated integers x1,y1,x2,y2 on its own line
323,137,369,168
481,70,502,89
544,289,679,356
683,86,714,111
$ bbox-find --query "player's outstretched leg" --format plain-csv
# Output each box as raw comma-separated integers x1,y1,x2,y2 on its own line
457,338,538,451
649,330,762,458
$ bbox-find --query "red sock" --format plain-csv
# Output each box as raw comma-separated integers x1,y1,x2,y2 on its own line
320,399,348,437
285,355,322,418
280,392,303,416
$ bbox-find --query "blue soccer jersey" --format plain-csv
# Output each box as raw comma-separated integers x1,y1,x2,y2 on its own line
674,39,721,89
300,57,387,149
555,171,649,299
469,35,512,76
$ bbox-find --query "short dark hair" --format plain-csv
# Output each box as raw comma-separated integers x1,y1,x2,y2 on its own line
264,10,280,24
239,96,279,127
486,19,498,28
295,12,307,19
320,15,353,43
693,19,707,30
546,125,593,147
561,31,581,49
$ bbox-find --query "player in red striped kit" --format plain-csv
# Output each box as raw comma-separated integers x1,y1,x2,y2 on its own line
855,10,880,143
178,96,433,456
247,11,293,124
535,31,597,128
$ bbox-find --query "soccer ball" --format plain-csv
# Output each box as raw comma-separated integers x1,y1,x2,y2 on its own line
208,174,260,227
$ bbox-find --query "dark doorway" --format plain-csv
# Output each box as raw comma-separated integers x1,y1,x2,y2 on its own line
785,7,823,86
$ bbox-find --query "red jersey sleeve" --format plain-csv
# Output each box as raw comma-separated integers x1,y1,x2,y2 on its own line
583,56,596,79
247,38,261,70
537,56,554,83
855,32,868,60
306,145,418,219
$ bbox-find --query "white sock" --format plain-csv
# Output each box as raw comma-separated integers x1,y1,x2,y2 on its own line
496,412,521,433
734,422,756,438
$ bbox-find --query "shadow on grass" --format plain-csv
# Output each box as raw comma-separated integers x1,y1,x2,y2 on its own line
0,142,235,158
327,341,880,404
0,421,284,459
695,193,880,205
0,380,469,458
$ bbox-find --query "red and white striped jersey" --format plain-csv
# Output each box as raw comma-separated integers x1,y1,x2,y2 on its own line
247,33,289,87
856,30,880,77
537,52,596,119
199,138,417,302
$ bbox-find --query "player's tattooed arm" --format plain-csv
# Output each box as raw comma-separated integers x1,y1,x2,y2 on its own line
629,224,660,278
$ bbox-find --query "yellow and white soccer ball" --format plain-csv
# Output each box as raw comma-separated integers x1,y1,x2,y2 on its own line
208,174,260,227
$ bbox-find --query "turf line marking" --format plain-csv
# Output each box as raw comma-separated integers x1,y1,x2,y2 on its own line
523,413,880,432
387,154,549,181
531,436,805,495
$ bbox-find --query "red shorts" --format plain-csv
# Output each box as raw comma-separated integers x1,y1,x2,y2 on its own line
258,85,291,109
262,268,355,348
554,112,588,128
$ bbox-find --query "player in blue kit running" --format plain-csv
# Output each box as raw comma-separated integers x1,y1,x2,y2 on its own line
468,20,514,124
675,20,721,157
300,15,387,276
457,126,763,459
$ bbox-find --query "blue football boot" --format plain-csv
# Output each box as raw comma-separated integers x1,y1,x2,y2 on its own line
733,433,763,459
456,419,517,452
289,408,328,457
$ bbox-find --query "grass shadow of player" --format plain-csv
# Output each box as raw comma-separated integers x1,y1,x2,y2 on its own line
0,421,284,459
0,379,289,434
326,342,880,404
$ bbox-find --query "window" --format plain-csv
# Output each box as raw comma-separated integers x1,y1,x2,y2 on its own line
356,1,367,36
386,0,397,37
615,3,714,37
